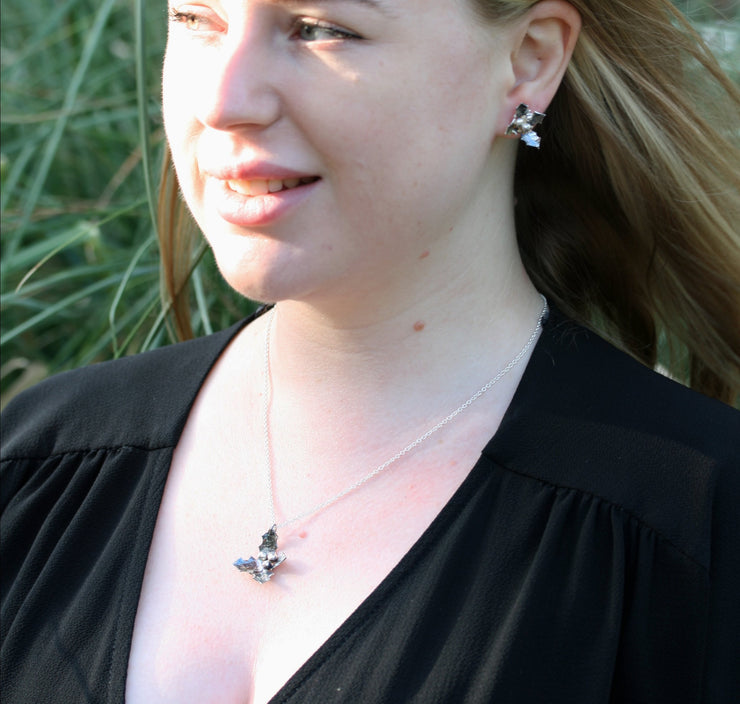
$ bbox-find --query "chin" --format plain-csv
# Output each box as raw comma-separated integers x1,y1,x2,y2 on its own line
212,250,323,306
203,226,284,300
204,217,359,306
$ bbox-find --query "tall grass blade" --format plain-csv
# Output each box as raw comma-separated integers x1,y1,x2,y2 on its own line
134,0,159,234
5,0,118,260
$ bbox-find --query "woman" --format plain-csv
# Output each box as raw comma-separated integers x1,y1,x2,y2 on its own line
2,0,739,702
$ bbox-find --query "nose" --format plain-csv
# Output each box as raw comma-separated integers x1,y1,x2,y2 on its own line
195,21,281,132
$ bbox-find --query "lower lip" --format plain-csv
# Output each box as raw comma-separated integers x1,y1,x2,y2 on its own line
209,178,320,227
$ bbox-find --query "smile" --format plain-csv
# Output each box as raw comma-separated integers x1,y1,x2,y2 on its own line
211,173,321,227
226,176,320,197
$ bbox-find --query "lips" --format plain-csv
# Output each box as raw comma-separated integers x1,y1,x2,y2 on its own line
208,174,321,227
226,176,320,197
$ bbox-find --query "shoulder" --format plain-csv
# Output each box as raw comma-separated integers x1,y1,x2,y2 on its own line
542,311,738,459
0,319,249,461
487,309,740,569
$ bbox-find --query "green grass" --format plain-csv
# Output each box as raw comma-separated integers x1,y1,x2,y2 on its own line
0,0,737,408
0,0,252,407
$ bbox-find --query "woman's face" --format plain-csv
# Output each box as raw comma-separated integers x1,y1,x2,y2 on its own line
163,0,517,304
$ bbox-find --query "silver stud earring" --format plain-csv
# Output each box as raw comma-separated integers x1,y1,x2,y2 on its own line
505,104,546,149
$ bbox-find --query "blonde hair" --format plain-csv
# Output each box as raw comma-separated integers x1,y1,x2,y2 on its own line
158,0,740,403
158,155,199,341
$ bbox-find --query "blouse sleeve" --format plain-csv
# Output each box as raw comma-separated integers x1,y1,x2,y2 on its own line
704,451,740,700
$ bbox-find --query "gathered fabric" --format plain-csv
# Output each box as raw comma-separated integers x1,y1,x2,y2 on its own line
2,308,738,703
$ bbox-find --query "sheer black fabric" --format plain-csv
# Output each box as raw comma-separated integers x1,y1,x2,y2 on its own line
2,309,738,703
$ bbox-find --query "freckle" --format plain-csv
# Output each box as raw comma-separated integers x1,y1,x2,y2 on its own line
413,321,425,332
419,250,429,260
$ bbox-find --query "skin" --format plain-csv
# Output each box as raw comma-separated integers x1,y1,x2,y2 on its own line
163,0,522,313
126,2,580,702
158,0,582,429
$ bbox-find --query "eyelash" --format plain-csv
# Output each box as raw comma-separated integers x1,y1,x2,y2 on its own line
290,18,362,42
168,8,362,42
169,9,207,31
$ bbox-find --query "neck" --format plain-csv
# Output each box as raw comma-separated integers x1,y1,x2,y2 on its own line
234,157,545,474
267,255,543,433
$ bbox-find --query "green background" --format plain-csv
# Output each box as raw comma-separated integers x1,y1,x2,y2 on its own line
1,0,737,407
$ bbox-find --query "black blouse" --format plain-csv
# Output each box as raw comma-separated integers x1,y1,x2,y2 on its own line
2,309,739,703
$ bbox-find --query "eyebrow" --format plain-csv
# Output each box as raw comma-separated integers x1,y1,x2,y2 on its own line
275,0,396,16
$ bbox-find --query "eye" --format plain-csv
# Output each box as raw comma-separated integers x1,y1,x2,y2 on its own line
169,9,201,30
168,6,223,33
290,18,362,43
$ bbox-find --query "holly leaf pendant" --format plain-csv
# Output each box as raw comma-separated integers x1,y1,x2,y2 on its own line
234,525,287,583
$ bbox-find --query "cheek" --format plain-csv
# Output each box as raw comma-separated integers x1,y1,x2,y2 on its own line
355,48,500,164
162,49,205,217
325,63,498,205
161,44,203,160
317,53,504,246
162,52,189,147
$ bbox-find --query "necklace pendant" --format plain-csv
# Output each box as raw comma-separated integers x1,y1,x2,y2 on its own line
234,525,287,583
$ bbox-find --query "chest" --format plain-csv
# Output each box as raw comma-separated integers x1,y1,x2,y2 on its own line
123,330,514,703
124,434,483,704
125,545,375,703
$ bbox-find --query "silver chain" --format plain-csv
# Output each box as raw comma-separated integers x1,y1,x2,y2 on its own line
263,296,548,529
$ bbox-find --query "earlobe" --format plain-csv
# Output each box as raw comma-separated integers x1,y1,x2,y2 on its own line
499,0,581,136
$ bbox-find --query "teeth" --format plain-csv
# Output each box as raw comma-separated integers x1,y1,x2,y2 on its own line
226,177,316,196
250,180,269,196
226,180,252,196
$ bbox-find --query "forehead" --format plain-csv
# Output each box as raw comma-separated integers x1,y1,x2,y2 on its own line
196,0,492,23
244,0,398,13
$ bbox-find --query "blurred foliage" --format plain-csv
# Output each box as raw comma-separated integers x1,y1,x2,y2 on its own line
0,0,737,407
0,0,253,407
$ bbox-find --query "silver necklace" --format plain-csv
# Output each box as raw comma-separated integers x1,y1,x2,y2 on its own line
234,296,549,582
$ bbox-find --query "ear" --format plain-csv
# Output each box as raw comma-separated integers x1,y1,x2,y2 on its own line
497,1,581,136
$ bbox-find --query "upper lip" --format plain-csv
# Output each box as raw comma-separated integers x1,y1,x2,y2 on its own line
202,161,319,182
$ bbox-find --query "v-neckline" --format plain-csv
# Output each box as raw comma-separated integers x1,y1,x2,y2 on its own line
122,305,549,703
265,451,495,702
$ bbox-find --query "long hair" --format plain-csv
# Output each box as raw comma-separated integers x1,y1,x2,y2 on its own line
158,150,199,341
158,0,740,403
477,0,740,403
